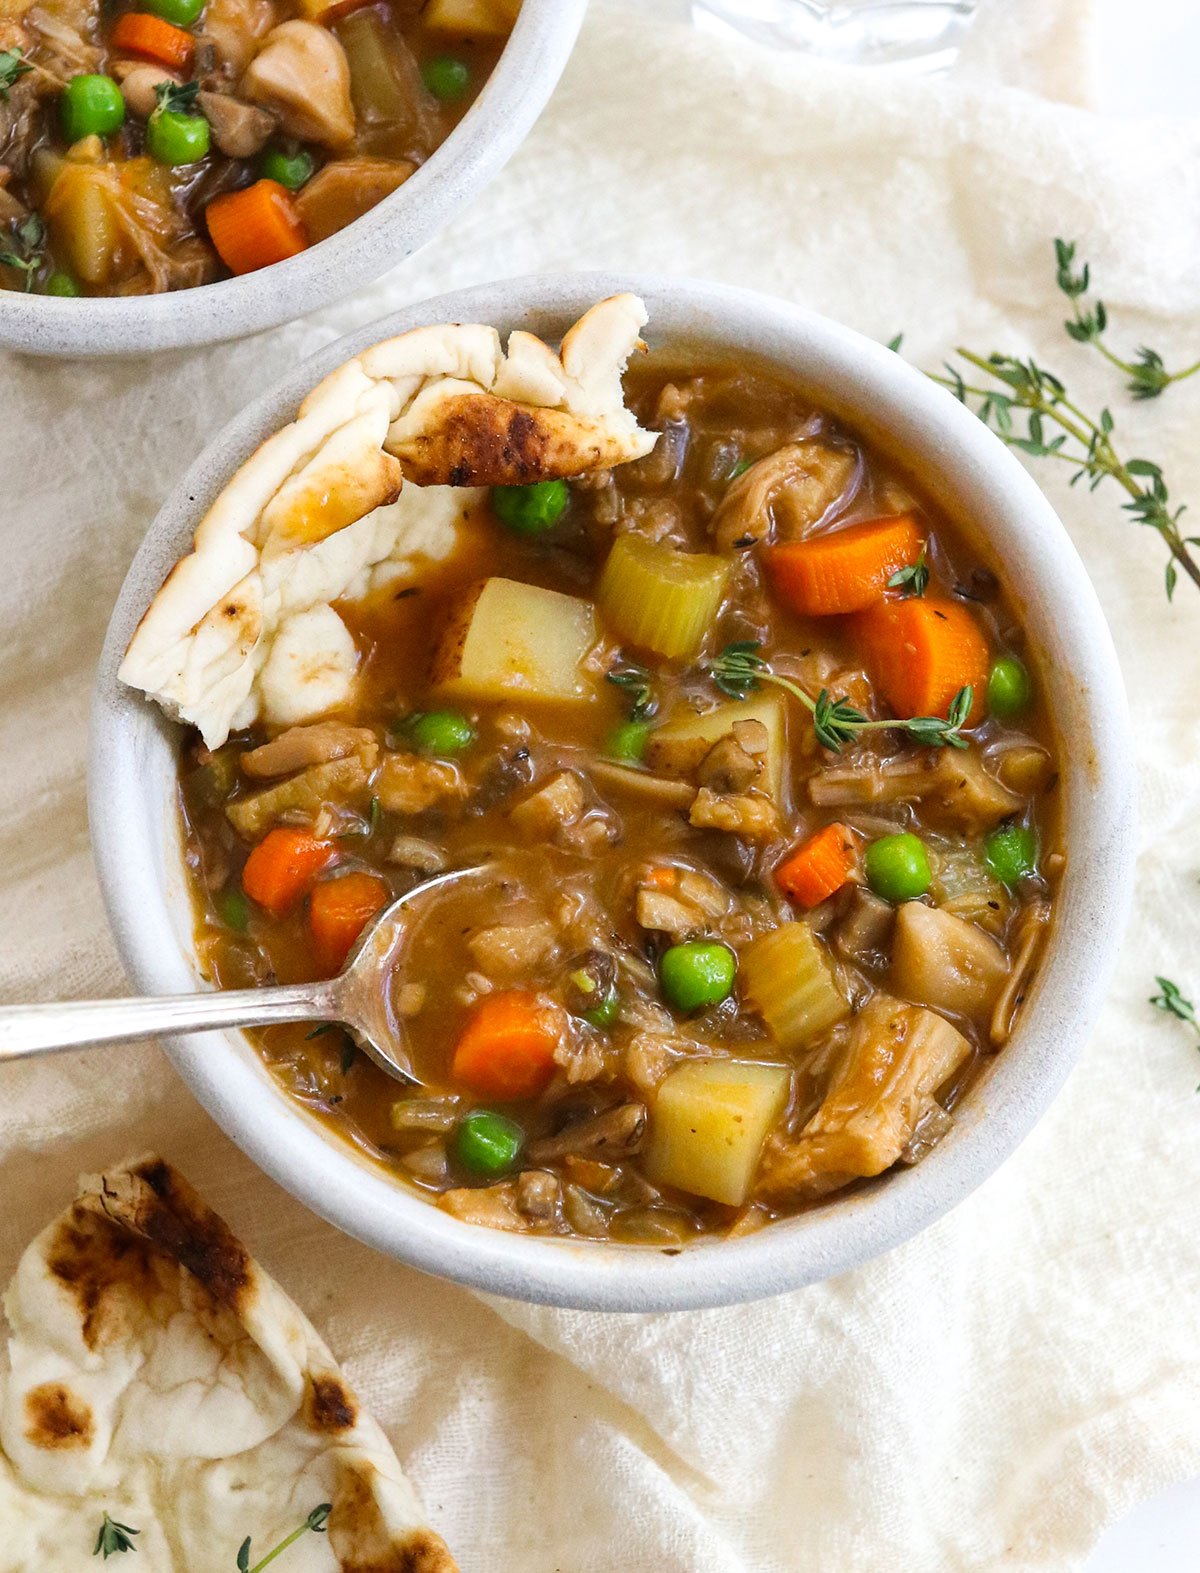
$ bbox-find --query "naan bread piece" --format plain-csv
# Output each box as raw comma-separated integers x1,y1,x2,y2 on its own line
119,295,657,747
0,1156,457,1573
362,293,657,485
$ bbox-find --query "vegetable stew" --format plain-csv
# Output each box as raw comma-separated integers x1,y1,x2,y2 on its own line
181,348,1062,1245
0,0,515,295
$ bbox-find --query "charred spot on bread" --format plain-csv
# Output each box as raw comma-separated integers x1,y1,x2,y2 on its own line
307,1371,358,1433
24,1382,94,1450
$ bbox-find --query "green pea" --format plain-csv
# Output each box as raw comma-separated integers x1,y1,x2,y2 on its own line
983,824,1039,888
146,108,211,166
43,271,80,297
217,889,250,933
660,941,737,1012
583,984,621,1029
60,75,125,142
143,0,205,23
259,146,314,191
606,720,653,764
865,832,932,904
453,1110,525,1178
407,709,476,756
491,480,569,536
421,54,470,101
987,655,1032,719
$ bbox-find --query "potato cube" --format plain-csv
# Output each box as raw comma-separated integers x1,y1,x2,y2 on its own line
645,1058,791,1207
431,578,597,705
424,0,520,36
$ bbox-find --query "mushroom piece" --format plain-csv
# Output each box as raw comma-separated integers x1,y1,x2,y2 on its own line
240,21,355,148
587,759,696,811
710,441,857,552
240,721,378,779
113,61,180,120
197,89,276,157
527,1103,648,1165
696,720,768,795
809,747,1023,835
990,898,1051,1046
516,1169,560,1221
293,155,415,244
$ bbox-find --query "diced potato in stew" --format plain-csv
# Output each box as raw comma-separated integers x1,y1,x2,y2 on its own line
180,341,1061,1246
0,0,516,295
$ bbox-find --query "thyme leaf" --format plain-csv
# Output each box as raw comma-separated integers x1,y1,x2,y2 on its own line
903,239,1200,599
606,660,656,721
153,78,201,115
1054,239,1200,400
0,47,31,100
1150,976,1200,1037
94,1514,140,1558
704,642,972,753
238,1504,332,1573
0,212,46,292
886,547,929,598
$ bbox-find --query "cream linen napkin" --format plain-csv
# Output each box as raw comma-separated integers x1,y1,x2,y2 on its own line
3,1,1200,1567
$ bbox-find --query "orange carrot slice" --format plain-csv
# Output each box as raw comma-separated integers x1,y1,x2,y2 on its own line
110,13,195,72
241,828,334,918
763,515,923,616
206,180,308,276
848,596,989,726
775,823,856,908
452,991,566,1101
308,872,390,975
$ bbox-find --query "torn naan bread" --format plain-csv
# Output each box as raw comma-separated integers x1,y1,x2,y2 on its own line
0,1156,457,1573
119,294,657,747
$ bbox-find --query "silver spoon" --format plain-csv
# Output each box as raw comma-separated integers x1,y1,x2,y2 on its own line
0,866,485,1085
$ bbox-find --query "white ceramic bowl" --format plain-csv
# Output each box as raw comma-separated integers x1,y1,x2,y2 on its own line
0,1,584,358
90,275,1136,1311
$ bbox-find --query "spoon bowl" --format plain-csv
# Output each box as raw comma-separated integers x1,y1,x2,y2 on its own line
0,866,484,1077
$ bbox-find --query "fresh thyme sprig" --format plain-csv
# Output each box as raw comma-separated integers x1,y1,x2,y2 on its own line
0,47,30,100
902,239,1200,602
704,641,972,754
94,1514,139,1558
1150,976,1200,1090
0,212,46,293
154,79,201,115
237,1504,332,1573
1054,240,1200,400
887,547,928,598
1150,976,1200,1036
606,660,656,721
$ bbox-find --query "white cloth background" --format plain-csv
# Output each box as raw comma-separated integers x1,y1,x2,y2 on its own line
2,1,1199,1567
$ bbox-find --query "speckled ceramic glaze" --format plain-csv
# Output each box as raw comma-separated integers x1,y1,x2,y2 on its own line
89,276,1136,1311
0,0,585,358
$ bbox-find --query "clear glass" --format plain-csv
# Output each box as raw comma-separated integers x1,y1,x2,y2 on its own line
691,0,980,71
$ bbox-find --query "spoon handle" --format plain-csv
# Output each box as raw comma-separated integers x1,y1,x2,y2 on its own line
0,979,342,1062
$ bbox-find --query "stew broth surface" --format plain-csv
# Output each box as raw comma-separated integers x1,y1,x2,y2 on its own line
181,348,1061,1246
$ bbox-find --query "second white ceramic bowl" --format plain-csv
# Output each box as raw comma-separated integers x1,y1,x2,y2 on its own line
89,274,1136,1311
0,0,585,358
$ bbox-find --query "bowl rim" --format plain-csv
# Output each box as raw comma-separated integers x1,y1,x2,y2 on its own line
0,0,586,358
89,272,1137,1312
